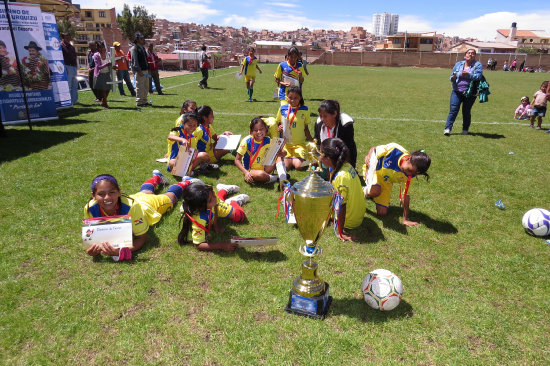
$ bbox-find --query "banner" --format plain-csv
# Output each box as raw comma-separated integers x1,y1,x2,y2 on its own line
41,12,71,108
0,3,57,124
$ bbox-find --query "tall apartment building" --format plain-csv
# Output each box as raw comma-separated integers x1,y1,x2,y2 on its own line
372,12,399,37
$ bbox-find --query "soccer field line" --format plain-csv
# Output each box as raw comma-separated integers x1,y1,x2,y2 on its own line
162,69,236,90
151,108,528,127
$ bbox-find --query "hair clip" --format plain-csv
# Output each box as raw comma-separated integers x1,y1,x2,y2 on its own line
420,149,426,153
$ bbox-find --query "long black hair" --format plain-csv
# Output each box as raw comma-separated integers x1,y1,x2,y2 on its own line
320,138,349,177
410,151,431,181
196,105,213,125
177,182,214,244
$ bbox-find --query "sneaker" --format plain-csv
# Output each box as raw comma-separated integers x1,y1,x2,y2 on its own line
152,169,170,186
197,83,203,89
248,98,252,102
225,193,250,207
529,124,534,128
217,183,240,196
461,130,469,135
443,129,451,136
182,176,201,184
535,126,542,130
207,163,219,170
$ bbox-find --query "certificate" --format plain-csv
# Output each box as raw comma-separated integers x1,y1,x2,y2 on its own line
173,147,197,177
262,138,285,166
282,74,299,87
82,215,132,249
215,134,241,150
231,236,278,247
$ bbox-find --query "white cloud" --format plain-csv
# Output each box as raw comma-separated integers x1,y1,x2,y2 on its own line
264,2,299,8
397,15,434,33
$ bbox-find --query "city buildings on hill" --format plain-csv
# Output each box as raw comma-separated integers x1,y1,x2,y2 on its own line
495,22,550,51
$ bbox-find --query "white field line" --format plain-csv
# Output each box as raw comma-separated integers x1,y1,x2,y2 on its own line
162,68,236,90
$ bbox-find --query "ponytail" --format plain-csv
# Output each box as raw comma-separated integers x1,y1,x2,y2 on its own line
320,138,349,176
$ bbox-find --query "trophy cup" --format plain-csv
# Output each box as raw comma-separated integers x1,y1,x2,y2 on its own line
285,143,335,319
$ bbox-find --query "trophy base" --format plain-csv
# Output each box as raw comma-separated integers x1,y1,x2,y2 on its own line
284,283,332,320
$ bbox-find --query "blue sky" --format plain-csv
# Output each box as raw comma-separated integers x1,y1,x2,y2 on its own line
83,0,550,41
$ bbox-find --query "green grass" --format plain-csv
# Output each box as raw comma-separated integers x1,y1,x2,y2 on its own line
1,65,549,365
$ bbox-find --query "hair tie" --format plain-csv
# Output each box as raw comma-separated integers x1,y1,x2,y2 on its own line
91,175,118,192
420,149,426,153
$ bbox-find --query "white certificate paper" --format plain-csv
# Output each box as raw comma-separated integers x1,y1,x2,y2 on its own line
215,134,241,150
82,215,133,249
173,147,197,177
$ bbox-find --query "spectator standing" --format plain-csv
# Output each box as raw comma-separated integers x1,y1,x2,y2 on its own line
147,43,163,95
130,32,150,107
113,41,135,97
93,42,112,109
198,45,210,89
87,42,101,101
503,60,509,71
60,33,78,104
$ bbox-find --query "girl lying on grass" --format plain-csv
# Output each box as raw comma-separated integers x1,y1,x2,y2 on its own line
234,117,286,184
84,171,187,260
319,138,366,242
167,112,210,176
177,179,250,252
363,143,431,227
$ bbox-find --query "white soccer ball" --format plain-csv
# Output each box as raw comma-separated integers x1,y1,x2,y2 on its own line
362,269,403,311
522,208,550,237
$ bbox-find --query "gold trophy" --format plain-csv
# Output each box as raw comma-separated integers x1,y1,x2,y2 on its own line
285,142,335,319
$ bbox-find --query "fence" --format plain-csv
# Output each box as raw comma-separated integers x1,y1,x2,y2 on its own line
313,51,550,70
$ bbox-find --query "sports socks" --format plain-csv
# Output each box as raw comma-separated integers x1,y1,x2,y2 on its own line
268,174,278,183
229,201,246,222
140,175,162,192
165,181,189,200
217,189,228,201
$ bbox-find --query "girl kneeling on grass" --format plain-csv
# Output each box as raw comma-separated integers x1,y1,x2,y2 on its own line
195,105,233,171
235,117,286,184
177,180,250,252
319,138,366,242
167,112,210,176
363,143,431,227
275,86,313,171
84,171,188,260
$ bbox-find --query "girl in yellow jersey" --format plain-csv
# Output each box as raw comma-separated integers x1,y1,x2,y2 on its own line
275,86,313,171
235,117,286,184
167,112,210,176
363,143,431,227
319,138,366,242
239,47,262,102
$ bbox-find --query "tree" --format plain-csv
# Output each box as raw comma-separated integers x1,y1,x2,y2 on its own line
116,4,156,41
56,18,77,39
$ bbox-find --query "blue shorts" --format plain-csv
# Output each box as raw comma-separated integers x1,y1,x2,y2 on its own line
532,106,546,117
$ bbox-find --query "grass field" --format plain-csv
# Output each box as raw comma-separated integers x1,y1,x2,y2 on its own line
1,64,549,365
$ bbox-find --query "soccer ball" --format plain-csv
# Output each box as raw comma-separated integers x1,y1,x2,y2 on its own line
522,208,550,237
362,269,403,311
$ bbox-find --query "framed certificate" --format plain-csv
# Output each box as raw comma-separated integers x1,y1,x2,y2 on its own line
173,147,197,177
82,215,132,249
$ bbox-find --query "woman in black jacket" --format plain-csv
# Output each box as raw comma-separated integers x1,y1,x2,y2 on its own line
314,99,357,168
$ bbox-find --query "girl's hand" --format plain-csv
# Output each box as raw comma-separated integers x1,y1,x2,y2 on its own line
403,219,420,227
244,172,254,183
100,242,120,256
86,243,103,257
277,150,287,158
281,81,291,87
180,138,190,150
340,233,356,242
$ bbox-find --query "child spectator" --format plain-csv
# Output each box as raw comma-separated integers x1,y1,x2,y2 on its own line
529,81,548,129
514,96,532,120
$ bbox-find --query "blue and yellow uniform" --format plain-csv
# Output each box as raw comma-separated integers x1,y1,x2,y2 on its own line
174,114,183,128
262,117,280,140
84,195,173,236
242,55,259,82
276,104,310,159
195,123,218,163
362,143,415,208
274,61,305,103
237,135,273,170
187,191,234,245
331,162,366,229
167,128,201,172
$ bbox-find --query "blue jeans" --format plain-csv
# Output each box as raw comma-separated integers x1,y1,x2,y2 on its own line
66,65,78,104
445,89,476,132
199,68,209,87
116,69,136,95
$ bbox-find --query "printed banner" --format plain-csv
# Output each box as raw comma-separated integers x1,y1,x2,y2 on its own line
41,12,71,108
0,3,57,124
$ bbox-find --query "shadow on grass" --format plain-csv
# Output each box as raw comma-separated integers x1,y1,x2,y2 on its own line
366,207,457,234
330,297,414,322
204,87,225,90
236,248,287,262
352,216,385,243
306,98,325,102
465,132,505,139
0,129,85,163
57,107,99,118
249,99,277,103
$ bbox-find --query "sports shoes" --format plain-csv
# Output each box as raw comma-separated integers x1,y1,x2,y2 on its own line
443,129,451,136
461,130,469,135
217,183,240,196
152,169,170,186
535,126,542,130
248,98,252,102
225,193,250,207
207,163,219,170
197,83,204,89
